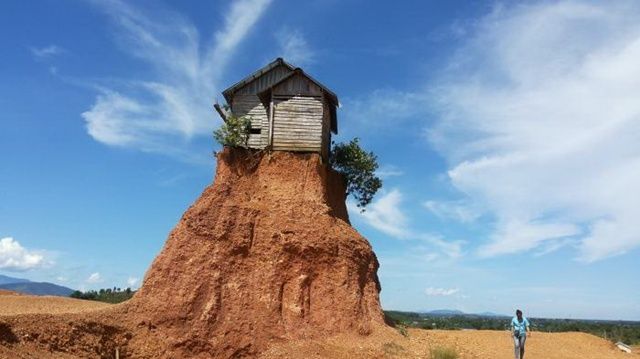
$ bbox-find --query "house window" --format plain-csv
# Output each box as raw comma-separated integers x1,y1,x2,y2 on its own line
249,127,262,135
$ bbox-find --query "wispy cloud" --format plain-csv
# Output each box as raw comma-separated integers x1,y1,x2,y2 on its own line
30,44,65,59
376,165,404,178
425,287,460,297
86,272,102,284
126,276,139,287
342,89,427,135
419,234,466,260
349,189,465,261
0,237,47,271
276,28,315,66
428,1,640,262
82,0,273,158
349,189,411,238
423,200,481,223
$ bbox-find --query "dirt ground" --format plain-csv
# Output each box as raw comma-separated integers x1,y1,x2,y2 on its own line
0,291,111,315
1,307,637,358
0,290,636,358
261,326,640,359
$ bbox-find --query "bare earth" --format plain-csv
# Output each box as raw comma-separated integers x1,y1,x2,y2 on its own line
0,292,636,358
0,291,111,315
261,326,640,359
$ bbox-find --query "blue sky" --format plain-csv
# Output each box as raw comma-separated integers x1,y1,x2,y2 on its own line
1,0,639,320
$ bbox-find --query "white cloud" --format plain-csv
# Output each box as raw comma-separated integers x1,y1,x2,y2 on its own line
86,272,102,284
276,28,314,66
376,165,404,178
349,190,465,261
126,276,139,287
349,189,411,239
533,238,578,257
423,200,481,223
30,44,65,59
343,89,427,135
82,0,273,156
419,234,466,260
425,287,460,297
0,237,46,271
477,219,581,258
429,1,640,262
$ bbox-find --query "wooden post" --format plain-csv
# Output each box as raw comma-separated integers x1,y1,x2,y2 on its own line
115,347,119,359
268,94,275,147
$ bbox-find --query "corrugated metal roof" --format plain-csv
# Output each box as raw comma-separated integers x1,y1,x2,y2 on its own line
257,69,338,104
222,58,295,103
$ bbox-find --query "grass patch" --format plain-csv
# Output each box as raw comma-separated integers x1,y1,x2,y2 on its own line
397,325,409,337
430,346,458,359
382,342,405,357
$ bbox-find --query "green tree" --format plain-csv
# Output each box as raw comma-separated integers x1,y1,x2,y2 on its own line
330,138,382,209
213,113,252,147
69,287,136,304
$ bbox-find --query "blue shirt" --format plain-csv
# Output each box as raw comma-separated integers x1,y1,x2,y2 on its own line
511,316,530,336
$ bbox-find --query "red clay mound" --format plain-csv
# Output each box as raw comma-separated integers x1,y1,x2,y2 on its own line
118,148,385,357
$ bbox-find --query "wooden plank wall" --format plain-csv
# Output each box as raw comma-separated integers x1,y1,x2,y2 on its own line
231,94,269,148
272,95,324,152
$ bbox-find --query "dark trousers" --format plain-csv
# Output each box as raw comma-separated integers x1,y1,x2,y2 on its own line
513,334,526,359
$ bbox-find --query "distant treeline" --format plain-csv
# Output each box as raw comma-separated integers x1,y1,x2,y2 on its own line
70,287,136,304
385,310,640,345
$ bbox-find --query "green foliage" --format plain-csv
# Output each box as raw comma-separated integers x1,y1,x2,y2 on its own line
384,310,640,345
430,347,458,359
70,287,135,304
329,138,382,209
397,324,409,337
213,113,252,147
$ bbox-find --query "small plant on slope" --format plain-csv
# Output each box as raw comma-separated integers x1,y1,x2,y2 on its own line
329,138,382,209
213,113,252,148
430,346,458,359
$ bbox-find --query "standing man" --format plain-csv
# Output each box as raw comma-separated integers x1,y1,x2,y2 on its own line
511,309,531,359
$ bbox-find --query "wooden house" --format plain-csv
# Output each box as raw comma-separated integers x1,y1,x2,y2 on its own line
217,58,339,160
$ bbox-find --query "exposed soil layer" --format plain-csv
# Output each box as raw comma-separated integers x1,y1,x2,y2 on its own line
0,148,385,358
119,148,385,358
0,313,131,359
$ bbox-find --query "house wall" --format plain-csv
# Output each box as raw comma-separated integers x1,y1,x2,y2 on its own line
321,98,332,161
228,64,293,149
270,74,328,154
272,95,324,152
231,95,269,148
227,70,334,155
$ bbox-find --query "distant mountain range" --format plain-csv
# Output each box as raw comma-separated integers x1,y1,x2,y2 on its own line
0,274,30,285
422,309,509,317
0,274,74,296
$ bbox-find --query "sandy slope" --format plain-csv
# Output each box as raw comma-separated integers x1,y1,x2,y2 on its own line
0,290,111,315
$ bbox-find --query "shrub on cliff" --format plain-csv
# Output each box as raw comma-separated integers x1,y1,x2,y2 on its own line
330,138,382,209
214,113,252,147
